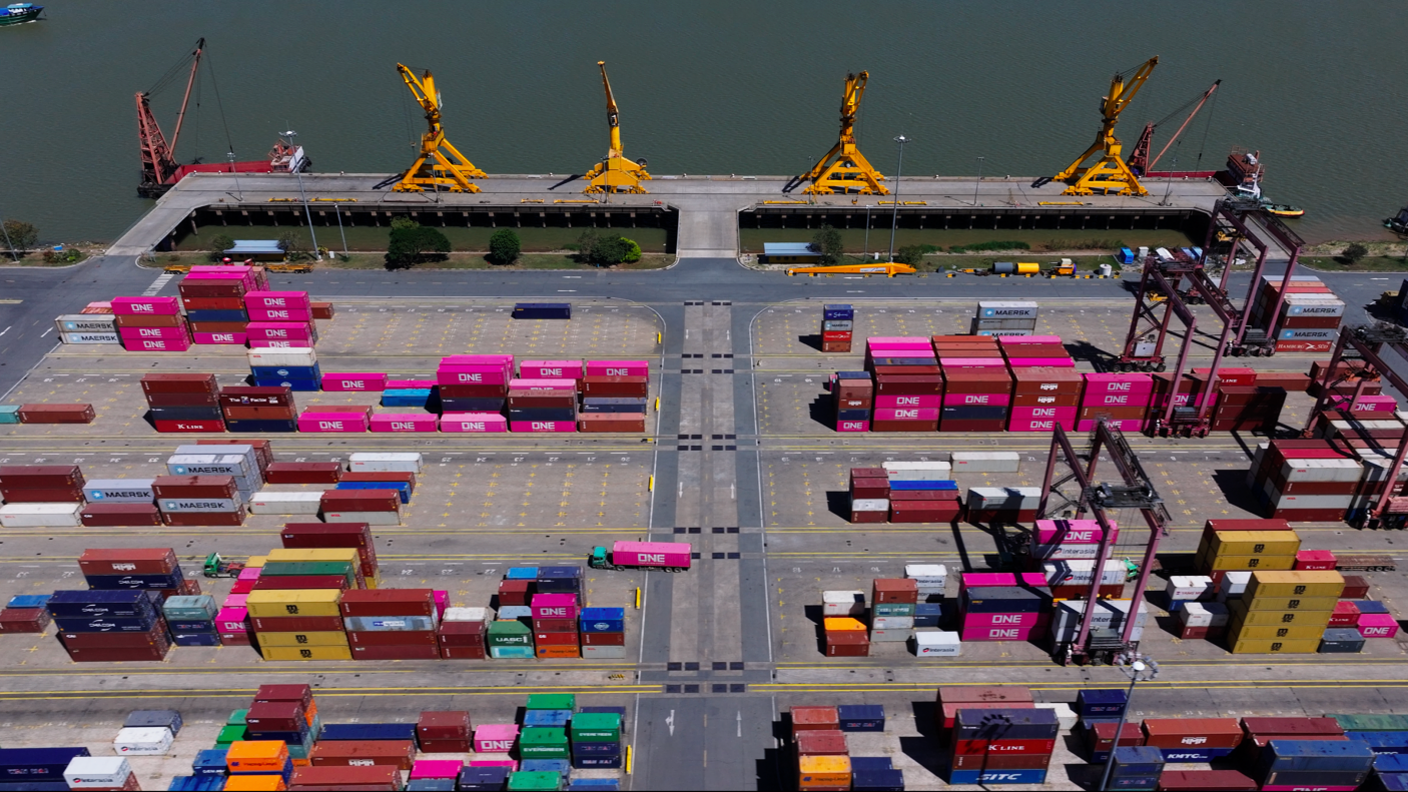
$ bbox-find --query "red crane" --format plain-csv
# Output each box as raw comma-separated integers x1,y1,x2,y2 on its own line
136,38,204,198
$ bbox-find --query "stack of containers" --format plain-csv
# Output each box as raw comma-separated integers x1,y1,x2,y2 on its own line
418,710,472,754
246,587,349,661
281,522,378,590
1078,372,1153,432
1227,570,1343,654
1031,519,1115,564
245,697,316,764
171,442,264,501
570,711,623,770
1250,275,1344,354
250,347,321,392
246,290,316,348
949,708,1057,785
438,607,488,659
322,371,388,394
181,267,255,346
143,373,224,433
220,385,298,433
217,592,251,647
1238,717,1347,767
48,587,172,663
832,371,874,433
883,462,961,524
1007,363,1082,432
1107,746,1164,792
54,311,120,345
1245,439,1363,521
0,464,85,529
1195,525,1299,576
113,296,190,352
164,594,220,647
935,686,1034,734
1150,371,1218,421
821,304,854,352
344,589,440,660
848,467,888,523
938,342,1011,431
156,474,246,528
870,579,917,647
579,606,625,660
509,378,577,434
869,338,942,432
321,486,400,526
972,301,1039,336
226,740,294,789
78,547,193,596
1255,740,1374,790
380,376,435,413
1141,718,1242,762
487,616,535,659
1086,721,1145,764
1044,558,1128,599
959,572,1052,643
965,486,1041,523
822,613,869,658
1075,688,1128,728
533,571,582,659
579,361,648,434
438,354,512,421
796,728,849,792
0,594,52,634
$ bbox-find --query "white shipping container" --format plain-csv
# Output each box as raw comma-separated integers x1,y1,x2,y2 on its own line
850,498,890,512
904,564,947,584
0,503,82,527
1245,443,1270,489
1035,702,1078,731
62,331,121,344
950,451,1021,473
1217,571,1252,599
249,491,325,514
872,615,915,630
443,606,489,623
967,486,1042,509
914,630,962,656
1179,601,1229,628
55,314,117,332
1165,575,1214,601
113,726,173,754
1029,543,1101,560
582,644,627,659
977,301,1039,319
1358,455,1408,482
64,756,132,789
349,452,423,474
823,591,866,617
323,510,402,526
869,627,911,642
83,479,157,503
248,348,317,367
1279,458,1361,483
1263,481,1356,510
1043,559,1128,587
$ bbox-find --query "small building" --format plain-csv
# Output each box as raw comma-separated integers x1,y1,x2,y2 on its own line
222,240,286,261
760,242,822,265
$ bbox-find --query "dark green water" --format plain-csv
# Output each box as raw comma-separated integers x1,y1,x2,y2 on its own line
3,1,1405,244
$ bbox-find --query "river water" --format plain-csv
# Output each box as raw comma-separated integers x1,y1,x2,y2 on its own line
2,1,1404,245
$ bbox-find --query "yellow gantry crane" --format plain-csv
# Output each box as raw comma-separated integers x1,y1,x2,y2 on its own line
393,64,485,193
1034,56,1159,197
798,71,888,195
583,61,650,194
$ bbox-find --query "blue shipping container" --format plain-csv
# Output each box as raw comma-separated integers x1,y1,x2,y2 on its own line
250,365,320,379
1158,747,1234,762
571,755,622,769
53,614,160,633
168,776,226,792
168,620,217,633
1378,754,1408,773
888,480,958,491
458,767,512,786
1349,732,1408,754
318,723,418,741
1106,775,1158,790
82,573,183,591
149,406,224,421
192,749,228,776
948,768,1046,785
1111,745,1163,773
1078,688,1129,717
506,567,539,580
405,780,457,792
838,704,885,732
570,741,620,756
337,480,411,503
126,709,182,734
521,758,571,775
851,768,904,791
1380,772,1408,792
224,419,297,433
524,710,572,728
1258,739,1376,772
954,708,1058,740
0,747,91,778
185,309,249,323
251,378,319,392
6,595,50,609
567,781,620,791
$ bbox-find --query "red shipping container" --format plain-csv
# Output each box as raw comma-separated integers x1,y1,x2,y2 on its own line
152,475,237,499
0,486,83,503
952,739,1055,756
0,608,49,633
320,490,400,512
341,589,434,617
246,701,307,731
265,462,342,484
163,508,246,527
282,522,372,544
63,644,169,662
418,739,472,755
872,579,918,604
1241,717,1342,737
534,631,580,646
850,509,886,524
0,464,83,488
251,575,348,591
418,711,471,740
78,548,177,576
871,419,938,432
823,631,868,657
310,740,416,769
580,632,625,646
441,645,487,660
577,413,647,433
1156,769,1258,791
153,419,225,433
790,706,840,736
145,392,219,408
532,618,576,633
290,765,400,790
949,753,1052,770
347,630,439,647
1142,718,1242,749
141,373,218,395
350,644,442,661
437,383,508,398
581,376,649,397
498,580,529,606
1342,575,1370,599
795,729,848,756
219,386,296,407
255,684,313,706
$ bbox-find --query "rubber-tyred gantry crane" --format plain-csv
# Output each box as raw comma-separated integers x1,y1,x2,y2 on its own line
583,61,650,194
793,71,889,195
393,64,484,194
1034,57,1158,197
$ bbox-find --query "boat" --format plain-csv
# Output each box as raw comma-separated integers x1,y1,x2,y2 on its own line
1261,202,1304,218
1386,206,1408,236
0,3,43,25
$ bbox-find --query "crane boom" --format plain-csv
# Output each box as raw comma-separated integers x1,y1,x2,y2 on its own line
391,63,484,193
599,61,621,154
136,37,204,197
583,61,650,194
1037,56,1158,196
1147,79,1219,171
796,71,888,195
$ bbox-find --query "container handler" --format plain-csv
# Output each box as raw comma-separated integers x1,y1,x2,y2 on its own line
590,541,692,573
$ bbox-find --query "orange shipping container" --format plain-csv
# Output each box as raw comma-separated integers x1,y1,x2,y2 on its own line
226,740,291,772
798,754,852,787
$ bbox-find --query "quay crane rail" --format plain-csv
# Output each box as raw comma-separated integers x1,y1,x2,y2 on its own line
392,64,485,194
789,71,889,196
583,61,650,194
1034,56,1158,197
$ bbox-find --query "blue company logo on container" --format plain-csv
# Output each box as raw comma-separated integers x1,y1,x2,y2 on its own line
90,492,104,499
590,622,611,631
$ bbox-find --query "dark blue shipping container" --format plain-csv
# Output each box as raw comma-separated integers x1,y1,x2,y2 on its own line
318,723,417,742
337,480,411,503
942,405,1009,421
851,757,894,772
888,480,957,491
458,766,511,788
192,748,228,776
149,406,224,421
851,768,904,791
47,590,154,618
1158,747,1234,762
824,305,855,320
440,397,506,412
6,595,49,609
521,759,570,775
168,776,226,792
0,747,91,778
224,419,298,433
244,729,310,745
570,742,620,756
1358,601,1391,614
523,710,571,728
1111,745,1163,774
250,365,320,379
83,573,183,591
1106,775,1158,790
571,755,622,769
513,303,571,320
948,768,1046,785
836,408,872,421
1381,773,1408,791
580,398,648,414
535,580,581,594
1077,688,1129,717
126,709,182,734
171,633,220,647
251,377,319,392
838,704,885,732
578,619,625,634
953,708,1058,740
539,566,583,581
168,620,217,633
567,781,620,792
509,407,577,422
1258,739,1376,773
1262,769,1370,787
1378,754,1408,773
53,614,160,633
961,586,1049,614
0,783,72,791
185,309,250,323
406,781,457,792
1349,732,1408,754
836,371,870,380
913,603,941,628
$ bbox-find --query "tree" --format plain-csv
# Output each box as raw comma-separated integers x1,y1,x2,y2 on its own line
577,230,631,267
385,225,451,270
488,228,522,265
390,216,420,231
895,244,937,266
277,232,307,261
1,220,38,254
208,233,235,262
620,237,642,263
1342,243,1369,265
810,224,843,266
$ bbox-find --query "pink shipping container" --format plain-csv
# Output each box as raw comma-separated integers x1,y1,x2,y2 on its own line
119,325,190,341
1007,357,1074,368
585,360,649,378
112,296,180,315
509,421,576,433
873,407,940,422
223,594,248,608
520,361,584,380
193,332,248,345
874,394,941,409
943,392,1012,407
1329,394,1397,412
961,572,1018,589
867,337,933,350
1082,372,1155,396
962,612,1051,629
1082,392,1151,408
1260,787,1356,792
124,336,192,352
322,373,388,392
434,590,448,619
247,322,315,341
443,354,514,366
298,412,371,432
411,760,464,780
439,413,509,433
1034,519,1117,545
939,358,1006,368
473,724,519,754
370,413,438,433
1358,613,1399,638
612,540,692,569
1077,418,1146,432
960,624,1041,642
386,379,435,389
1008,406,1078,431
247,307,313,322
436,367,509,386
837,420,870,432
216,607,248,633
244,291,312,309
1162,392,1216,408
249,338,313,349
530,593,580,620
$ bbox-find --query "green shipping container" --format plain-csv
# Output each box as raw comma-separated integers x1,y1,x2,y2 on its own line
508,770,563,791
0,406,19,424
227,709,248,725
1327,713,1408,732
487,621,533,647
519,727,569,758
526,694,577,712
216,724,246,744
260,560,356,586
873,602,916,617
569,712,622,742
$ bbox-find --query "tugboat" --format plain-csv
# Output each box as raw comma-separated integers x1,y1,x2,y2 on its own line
0,3,43,25
1386,206,1408,236
1260,203,1305,219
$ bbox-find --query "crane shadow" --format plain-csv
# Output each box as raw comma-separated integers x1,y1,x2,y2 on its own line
548,174,586,191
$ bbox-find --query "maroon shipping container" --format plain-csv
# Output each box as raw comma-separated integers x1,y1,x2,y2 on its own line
578,414,647,433
60,623,169,649
78,548,177,576
874,375,944,396
850,510,886,524
849,479,890,499
871,419,939,432
534,631,579,646
115,313,185,328
141,373,218,395
939,419,1008,432
795,730,848,756
580,632,626,646
1013,367,1083,393
506,390,576,407
581,376,649,397
952,739,1056,756
346,630,439,647
251,575,349,591
1342,575,1370,598
179,281,245,299
320,490,400,512
224,406,297,421
937,686,1035,706
532,618,576,633
824,631,869,657
181,297,246,311
154,419,226,433
340,589,434,617
340,472,416,495
290,766,401,791
1086,721,1145,753
0,487,84,503
873,579,918,604
0,464,83,488
255,684,313,706
63,644,170,662
187,321,249,334
418,711,472,739
164,508,247,527
418,738,473,754
1241,717,1342,737
437,383,507,398
889,490,960,502
311,302,335,320
950,753,1052,770
1142,718,1242,749
350,644,442,661
246,701,307,731
219,386,295,407
250,616,345,632
438,621,486,635
441,645,486,659
145,392,219,408
0,607,50,633
889,502,963,523
265,462,343,484
498,580,530,606
152,475,237,500
1156,769,1258,791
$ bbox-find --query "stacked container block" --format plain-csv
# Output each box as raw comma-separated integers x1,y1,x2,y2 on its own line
1250,274,1343,353
114,296,190,352
343,588,440,660
54,310,119,345
948,707,1058,785
1226,570,1344,654
959,572,1053,643
0,464,85,529
144,373,224,433
972,300,1038,336
821,304,854,352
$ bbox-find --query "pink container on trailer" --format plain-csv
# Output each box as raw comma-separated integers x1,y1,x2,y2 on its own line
244,290,312,310
247,306,313,322
530,593,580,620
867,336,933,350
960,624,1042,642
473,724,519,753
1035,519,1117,545
963,612,1051,629
1007,357,1075,368
322,373,388,392
247,321,315,341
120,325,190,341
1008,406,1078,431
510,420,576,433
940,357,1006,368
586,360,649,378
297,411,371,433
836,420,870,432
124,336,192,352
223,593,248,609
520,360,584,380
943,392,1011,407
386,379,435,390
509,378,578,392
410,760,464,780
215,607,248,633
875,394,941,409
112,296,180,315
193,332,248,345
1082,372,1155,396
437,367,509,386
612,540,692,568
370,413,438,433
1358,613,1399,638
440,413,508,433
873,407,940,422
1077,418,1146,432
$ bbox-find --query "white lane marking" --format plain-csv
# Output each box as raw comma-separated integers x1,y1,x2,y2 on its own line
737,710,742,737
666,710,675,737
142,273,176,296
39,328,51,338
0,326,9,337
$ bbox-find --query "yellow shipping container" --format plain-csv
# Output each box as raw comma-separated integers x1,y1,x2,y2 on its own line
1246,570,1344,599
798,755,852,787
1229,637,1321,654
1208,530,1300,557
1205,554,1296,572
365,574,379,590
1228,601,1332,628
265,548,360,563
245,589,342,618
824,617,866,632
1228,621,1326,642
245,555,267,569
255,631,349,647
1240,595,1340,612
261,645,354,662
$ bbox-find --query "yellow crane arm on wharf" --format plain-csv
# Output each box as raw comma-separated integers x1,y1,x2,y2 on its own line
1034,56,1158,197
795,71,889,196
583,61,650,194
393,64,485,193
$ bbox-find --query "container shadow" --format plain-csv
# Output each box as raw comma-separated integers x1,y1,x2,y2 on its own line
825,491,851,521
140,410,157,430
897,734,947,780
1061,761,1104,791
1065,340,1115,371
1154,613,1182,637
808,395,835,428
1060,732,1087,761
910,701,938,739
755,747,787,792
1210,469,1264,515
797,333,824,352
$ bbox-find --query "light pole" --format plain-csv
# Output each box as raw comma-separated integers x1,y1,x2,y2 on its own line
887,135,909,263
283,130,322,261
334,204,348,257
863,204,871,259
974,156,985,207
1098,653,1160,792
227,150,244,202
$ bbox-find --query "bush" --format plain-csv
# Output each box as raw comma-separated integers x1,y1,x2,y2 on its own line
208,233,235,262
894,244,937,266
1342,243,1369,264
385,225,451,270
810,225,843,266
42,248,84,264
948,240,1030,253
390,216,420,231
1,220,38,254
620,237,642,263
577,230,632,267
488,228,521,265
277,232,307,260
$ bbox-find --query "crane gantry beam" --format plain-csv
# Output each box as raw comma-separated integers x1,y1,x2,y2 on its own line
1035,56,1158,197
796,71,889,195
393,64,484,194
583,61,650,194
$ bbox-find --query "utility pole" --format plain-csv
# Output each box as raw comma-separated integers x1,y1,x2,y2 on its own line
228,150,244,202
283,130,321,261
1098,653,1159,792
887,135,909,263
974,156,985,207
